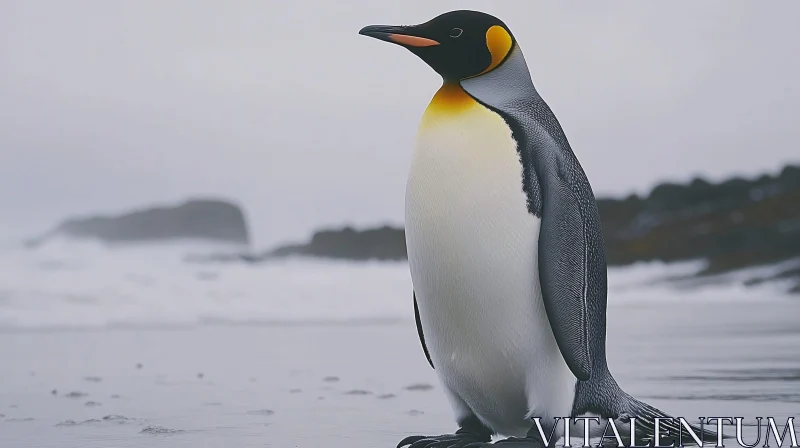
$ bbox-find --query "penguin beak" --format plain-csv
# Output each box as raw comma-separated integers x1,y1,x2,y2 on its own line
358,25,440,48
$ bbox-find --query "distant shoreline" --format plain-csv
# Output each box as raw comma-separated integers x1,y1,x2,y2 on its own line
25,164,800,294
193,164,800,294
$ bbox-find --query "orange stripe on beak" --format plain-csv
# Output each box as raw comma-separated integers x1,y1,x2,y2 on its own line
388,34,440,47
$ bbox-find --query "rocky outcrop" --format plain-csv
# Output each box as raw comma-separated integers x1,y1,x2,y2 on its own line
270,225,406,261
185,225,406,264
26,199,250,247
598,164,800,275
187,164,800,293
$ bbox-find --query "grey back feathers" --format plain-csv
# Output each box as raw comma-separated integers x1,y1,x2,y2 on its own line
461,45,608,386
460,44,728,443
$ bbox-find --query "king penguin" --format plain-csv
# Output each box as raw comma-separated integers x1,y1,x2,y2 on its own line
360,10,720,448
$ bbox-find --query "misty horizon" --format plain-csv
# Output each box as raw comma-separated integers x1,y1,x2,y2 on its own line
2,1,799,247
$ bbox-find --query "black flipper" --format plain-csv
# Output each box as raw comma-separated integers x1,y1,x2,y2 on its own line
414,292,434,369
537,168,593,381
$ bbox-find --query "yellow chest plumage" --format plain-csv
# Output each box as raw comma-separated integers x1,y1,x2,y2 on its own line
408,83,525,224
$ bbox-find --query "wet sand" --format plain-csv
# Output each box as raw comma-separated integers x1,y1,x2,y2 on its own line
2,298,799,448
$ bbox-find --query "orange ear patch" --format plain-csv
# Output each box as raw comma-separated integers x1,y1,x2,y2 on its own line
480,25,513,75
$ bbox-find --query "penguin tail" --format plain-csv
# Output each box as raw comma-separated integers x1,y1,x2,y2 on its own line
620,394,729,446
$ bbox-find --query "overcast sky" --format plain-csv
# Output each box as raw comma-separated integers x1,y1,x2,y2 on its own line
1,1,798,246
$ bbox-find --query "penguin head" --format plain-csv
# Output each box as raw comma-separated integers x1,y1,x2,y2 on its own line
359,10,516,82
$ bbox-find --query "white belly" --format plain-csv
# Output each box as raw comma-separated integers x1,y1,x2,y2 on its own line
405,95,576,437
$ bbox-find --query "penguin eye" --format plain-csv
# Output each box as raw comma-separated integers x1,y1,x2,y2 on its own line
449,28,463,38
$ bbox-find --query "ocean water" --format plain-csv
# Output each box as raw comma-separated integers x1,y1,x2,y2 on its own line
0,239,415,329
1,240,798,447
0,239,788,330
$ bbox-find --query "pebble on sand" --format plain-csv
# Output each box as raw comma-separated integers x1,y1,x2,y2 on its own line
344,389,372,396
140,425,184,435
103,415,135,423
404,383,434,391
246,409,275,416
63,391,88,399
55,420,79,427
56,416,134,427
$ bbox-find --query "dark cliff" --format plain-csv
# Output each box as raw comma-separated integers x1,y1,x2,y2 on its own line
270,225,406,261
261,164,800,270
599,164,800,274
26,199,250,247
187,164,800,292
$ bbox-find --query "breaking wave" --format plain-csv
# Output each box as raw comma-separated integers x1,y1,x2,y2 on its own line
0,239,790,330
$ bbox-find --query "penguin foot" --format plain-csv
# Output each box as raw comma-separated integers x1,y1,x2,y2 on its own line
458,436,544,448
397,430,491,448
492,436,545,447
